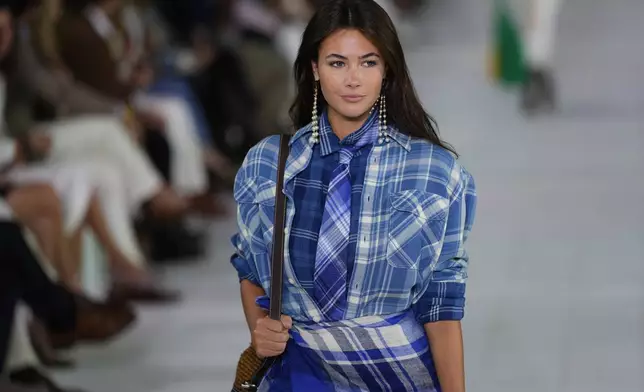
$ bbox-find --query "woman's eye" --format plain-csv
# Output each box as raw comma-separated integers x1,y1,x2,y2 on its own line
363,60,378,67
329,61,345,68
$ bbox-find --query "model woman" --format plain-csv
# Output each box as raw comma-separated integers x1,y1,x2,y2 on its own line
231,0,477,390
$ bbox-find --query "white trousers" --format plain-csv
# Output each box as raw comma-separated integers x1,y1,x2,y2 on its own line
7,163,94,235
7,161,145,266
132,94,208,196
44,115,163,214
525,0,563,67
7,116,159,265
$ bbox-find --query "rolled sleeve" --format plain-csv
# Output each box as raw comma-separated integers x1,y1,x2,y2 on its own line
229,147,265,287
230,233,260,285
229,135,283,289
414,168,477,324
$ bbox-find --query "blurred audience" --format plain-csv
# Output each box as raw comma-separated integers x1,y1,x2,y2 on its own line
2,3,180,300
0,211,135,391
57,0,212,203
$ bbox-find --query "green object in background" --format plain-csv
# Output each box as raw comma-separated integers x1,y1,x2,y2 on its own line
489,0,527,85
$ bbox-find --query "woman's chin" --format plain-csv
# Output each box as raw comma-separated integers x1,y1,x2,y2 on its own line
335,107,373,122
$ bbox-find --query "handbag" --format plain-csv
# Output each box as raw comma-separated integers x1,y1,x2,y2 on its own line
232,134,291,392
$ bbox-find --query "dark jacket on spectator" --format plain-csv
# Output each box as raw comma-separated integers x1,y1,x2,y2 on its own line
57,12,135,101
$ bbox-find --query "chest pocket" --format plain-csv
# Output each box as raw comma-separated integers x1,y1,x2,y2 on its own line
234,176,277,254
387,190,449,269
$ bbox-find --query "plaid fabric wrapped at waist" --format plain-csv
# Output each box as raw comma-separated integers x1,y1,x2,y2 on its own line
260,310,441,392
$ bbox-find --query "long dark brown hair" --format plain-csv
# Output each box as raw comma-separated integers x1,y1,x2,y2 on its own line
289,0,457,156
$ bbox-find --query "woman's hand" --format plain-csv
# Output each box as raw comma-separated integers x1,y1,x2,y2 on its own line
252,315,292,358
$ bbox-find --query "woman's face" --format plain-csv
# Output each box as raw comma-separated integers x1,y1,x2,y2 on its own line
313,28,385,122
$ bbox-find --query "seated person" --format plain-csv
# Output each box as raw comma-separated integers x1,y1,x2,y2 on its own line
0,6,178,300
0,210,135,392
57,0,212,202
15,0,187,220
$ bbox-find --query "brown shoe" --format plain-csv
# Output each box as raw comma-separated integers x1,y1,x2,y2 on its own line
0,379,47,392
10,366,86,392
49,296,136,349
28,320,75,369
188,193,230,218
109,282,181,304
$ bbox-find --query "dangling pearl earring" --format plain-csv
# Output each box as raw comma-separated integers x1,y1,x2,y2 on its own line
310,82,320,145
378,92,389,144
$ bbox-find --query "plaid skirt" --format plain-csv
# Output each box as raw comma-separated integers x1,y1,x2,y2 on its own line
258,309,441,392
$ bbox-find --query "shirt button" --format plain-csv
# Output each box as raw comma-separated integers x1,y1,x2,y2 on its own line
312,315,321,322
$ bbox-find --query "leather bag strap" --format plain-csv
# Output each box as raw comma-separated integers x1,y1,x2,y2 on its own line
268,134,291,320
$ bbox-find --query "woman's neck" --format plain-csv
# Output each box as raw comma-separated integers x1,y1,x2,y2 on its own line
327,108,371,141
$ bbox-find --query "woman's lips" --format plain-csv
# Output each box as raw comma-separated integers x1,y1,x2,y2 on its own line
340,95,366,103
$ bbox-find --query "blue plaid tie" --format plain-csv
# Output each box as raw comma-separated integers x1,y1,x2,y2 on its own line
313,128,376,321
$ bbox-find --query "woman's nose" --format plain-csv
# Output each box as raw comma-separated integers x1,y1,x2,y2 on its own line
345,67,362,88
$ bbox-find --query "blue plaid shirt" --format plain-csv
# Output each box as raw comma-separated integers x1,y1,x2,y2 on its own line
231,113,477,325
288,110,376,299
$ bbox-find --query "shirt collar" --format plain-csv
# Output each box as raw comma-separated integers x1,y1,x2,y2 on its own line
318,109,378,156
290,113,412,153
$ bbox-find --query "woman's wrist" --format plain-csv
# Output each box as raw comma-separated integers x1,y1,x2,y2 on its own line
240,280,267,335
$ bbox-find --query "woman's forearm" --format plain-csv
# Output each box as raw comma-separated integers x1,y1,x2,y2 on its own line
240,279,268,335
424,320,466,392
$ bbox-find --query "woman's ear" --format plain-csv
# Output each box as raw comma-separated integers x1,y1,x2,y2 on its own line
311,61,320,81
